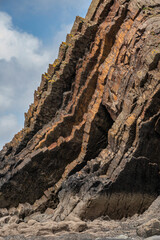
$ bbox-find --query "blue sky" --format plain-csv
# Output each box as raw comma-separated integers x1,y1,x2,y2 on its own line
0,0,91,150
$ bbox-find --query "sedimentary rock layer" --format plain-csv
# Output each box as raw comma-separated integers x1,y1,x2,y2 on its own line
0,0,160,222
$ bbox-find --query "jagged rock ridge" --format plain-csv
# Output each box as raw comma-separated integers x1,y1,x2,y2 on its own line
0,0,160,225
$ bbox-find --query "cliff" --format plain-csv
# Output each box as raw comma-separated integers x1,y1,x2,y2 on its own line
0,0,160,238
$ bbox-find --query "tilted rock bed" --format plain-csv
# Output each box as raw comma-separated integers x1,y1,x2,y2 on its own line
0,0,160,238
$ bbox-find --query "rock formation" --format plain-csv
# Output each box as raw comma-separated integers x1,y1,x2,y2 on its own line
0,0,160,238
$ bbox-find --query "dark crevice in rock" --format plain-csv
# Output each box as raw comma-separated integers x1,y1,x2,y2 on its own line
78,40,102,88
149,53,160,70
91,0,105,21
68,161,87,177
97,0,115,24
124,121,137,152
84,104,113,161
5,147,12,156
140,72,149,88
100,4,128,66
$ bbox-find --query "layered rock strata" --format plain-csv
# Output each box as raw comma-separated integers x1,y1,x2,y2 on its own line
0,0,160,225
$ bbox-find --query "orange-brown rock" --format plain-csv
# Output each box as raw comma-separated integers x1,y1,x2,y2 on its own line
0,0,160,224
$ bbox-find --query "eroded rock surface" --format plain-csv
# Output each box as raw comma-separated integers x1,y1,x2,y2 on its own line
0,196,159,239
0,0,160,238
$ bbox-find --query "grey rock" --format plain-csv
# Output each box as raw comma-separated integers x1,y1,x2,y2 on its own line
137,219,160,238
145,236,160,240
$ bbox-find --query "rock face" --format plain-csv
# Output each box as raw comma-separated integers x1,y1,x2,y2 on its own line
0,0,160,229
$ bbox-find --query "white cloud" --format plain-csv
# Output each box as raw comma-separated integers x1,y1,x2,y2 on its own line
0,11,72,150
0,12,50,68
